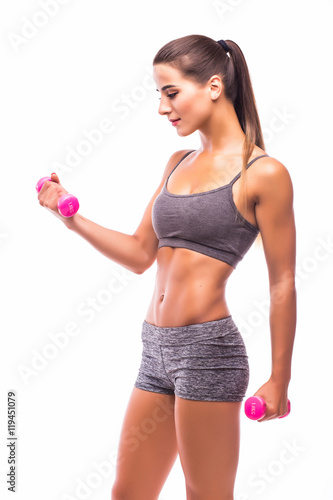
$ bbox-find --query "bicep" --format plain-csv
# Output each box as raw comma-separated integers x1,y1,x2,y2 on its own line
132,150,192,270
255,160,296,285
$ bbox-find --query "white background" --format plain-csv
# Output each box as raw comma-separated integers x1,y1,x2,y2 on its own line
1,0,332,499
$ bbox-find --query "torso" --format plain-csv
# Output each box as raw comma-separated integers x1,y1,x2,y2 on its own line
145,147,266,327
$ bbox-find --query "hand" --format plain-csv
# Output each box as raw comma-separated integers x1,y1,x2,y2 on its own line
253,376,289,422
37,173,71,223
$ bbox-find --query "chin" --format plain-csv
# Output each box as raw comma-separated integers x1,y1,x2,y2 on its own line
176,124,197,137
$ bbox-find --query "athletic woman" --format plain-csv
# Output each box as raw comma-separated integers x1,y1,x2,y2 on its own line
38,35,297,500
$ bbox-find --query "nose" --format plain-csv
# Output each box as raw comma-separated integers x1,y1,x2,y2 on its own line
158,96,172,116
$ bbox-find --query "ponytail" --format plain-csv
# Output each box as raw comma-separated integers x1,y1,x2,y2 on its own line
222,40,265,235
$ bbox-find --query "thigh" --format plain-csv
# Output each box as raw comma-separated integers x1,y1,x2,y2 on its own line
175,397,242,500
112,387,178,500
163,330,250,402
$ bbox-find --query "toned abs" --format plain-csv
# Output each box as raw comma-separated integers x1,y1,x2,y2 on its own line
145,148,264,328
145,247,235,327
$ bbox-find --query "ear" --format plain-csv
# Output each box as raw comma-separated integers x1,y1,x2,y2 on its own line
209,75,223,101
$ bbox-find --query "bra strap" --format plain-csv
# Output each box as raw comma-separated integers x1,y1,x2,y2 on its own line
166,150,196,181
246,154,269,168
229,154,269,186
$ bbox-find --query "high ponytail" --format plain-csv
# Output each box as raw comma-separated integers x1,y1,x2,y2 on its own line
223,39,265,235
153,34,266,242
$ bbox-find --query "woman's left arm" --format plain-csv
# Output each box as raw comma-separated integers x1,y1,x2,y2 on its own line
253,157,297,422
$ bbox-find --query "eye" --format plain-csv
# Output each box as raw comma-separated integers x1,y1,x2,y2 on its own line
158,92,179,101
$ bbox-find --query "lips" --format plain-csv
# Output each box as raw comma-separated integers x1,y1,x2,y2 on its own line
170,119,180,126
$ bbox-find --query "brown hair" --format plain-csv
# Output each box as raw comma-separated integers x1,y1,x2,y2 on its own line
153,34,266,243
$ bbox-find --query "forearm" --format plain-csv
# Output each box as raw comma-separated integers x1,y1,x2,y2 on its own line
64,214,148,274
269,281,297,384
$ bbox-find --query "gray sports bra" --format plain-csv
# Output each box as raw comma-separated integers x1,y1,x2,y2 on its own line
152,150,269,268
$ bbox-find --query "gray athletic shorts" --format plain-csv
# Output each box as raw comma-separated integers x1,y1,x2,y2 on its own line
134,315,249,402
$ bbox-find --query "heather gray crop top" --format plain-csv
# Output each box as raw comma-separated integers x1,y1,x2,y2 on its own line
152,150,269,268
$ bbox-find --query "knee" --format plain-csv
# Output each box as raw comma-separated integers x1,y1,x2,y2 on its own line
187,494,233,500
111,481,158,500
186,483,234,500
111,482,129,500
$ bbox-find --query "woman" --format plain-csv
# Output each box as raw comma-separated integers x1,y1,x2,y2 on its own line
38,35,296,500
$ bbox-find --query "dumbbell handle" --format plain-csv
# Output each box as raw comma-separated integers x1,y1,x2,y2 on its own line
36,177,79,218
245,396,291,420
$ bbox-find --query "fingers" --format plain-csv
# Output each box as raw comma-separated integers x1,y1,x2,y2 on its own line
257,413,275,423
50,172,60,184
37,175,67,213
257,402,289,423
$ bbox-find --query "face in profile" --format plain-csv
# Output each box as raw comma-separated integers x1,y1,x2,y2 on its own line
153,63,217,137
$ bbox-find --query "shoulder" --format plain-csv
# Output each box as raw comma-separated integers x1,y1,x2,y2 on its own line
251,155,294,204
162,149,195,179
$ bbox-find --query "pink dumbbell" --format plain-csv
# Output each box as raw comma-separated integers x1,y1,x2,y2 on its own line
244,396,291,420
36,176,79,218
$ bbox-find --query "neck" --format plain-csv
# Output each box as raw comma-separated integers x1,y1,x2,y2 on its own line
198,98,246,156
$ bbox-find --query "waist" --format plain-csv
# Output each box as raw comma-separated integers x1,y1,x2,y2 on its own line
142,315,239,346
158,237,240,268
145,246,234,327
155,246,234,282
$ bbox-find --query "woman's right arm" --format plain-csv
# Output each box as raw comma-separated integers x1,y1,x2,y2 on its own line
37,150,191,275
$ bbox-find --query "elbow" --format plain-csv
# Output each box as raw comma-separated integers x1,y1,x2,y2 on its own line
123,264,145,275
134,258,154,275
270,279,296,306
131,236,157,275
131,258,149,275
134,267,145,275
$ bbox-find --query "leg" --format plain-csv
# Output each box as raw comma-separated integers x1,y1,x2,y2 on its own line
175,397,242,500
111,387,178,500
161,318,249,498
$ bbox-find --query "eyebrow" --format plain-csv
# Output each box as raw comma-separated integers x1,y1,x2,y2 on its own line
156,85,178,92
